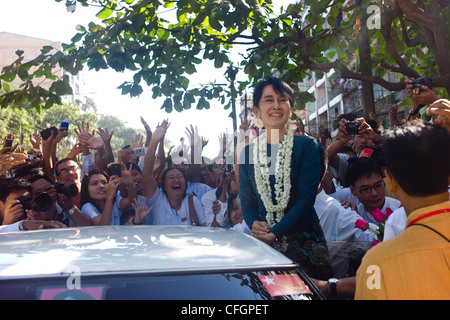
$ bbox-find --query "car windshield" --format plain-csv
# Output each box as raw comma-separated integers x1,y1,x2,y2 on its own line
0,269,320,300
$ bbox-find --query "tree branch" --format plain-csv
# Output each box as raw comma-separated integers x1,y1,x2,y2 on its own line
378,1,421,78
396,0,450,76
399,14,427,47
297,30,405,91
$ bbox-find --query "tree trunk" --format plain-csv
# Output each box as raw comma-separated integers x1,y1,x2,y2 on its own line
358,16,376,118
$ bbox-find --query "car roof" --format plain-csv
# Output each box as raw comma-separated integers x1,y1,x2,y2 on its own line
0,226,296,280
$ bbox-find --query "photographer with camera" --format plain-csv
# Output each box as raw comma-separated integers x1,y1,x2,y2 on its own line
326,115,382,187
0,177,33,226
0,177,62,228
28,175,92,227
405,77,439,121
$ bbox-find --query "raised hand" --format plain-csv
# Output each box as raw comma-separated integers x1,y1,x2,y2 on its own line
131,197,152,224
97,127,114,143
152,119,170,142
427,99,450,133
29,131,42,149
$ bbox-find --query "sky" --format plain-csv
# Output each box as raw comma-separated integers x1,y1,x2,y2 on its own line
0,0,254,158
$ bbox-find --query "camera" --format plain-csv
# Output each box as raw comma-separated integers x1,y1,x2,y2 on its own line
53,181,78,198
410,77,433,95
19,193,53,212
40,126,58,140
345,121,360,135
26,154,37,163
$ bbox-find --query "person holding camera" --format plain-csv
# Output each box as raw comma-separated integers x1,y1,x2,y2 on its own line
326,116,382,188
405,77,439,121
28,175,92,227
0,177,33,226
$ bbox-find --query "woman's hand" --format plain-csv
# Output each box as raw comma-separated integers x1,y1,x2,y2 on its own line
107,175,121,200
251,221,277,245
131,197,152,224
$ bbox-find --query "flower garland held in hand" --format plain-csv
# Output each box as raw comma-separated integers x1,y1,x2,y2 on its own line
355,207,393,247
253,129,294,229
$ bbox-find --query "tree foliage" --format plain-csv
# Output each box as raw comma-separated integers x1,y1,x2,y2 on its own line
0,88,144,159
0,0,449,116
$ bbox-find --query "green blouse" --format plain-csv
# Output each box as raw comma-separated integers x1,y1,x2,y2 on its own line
239,134,321,239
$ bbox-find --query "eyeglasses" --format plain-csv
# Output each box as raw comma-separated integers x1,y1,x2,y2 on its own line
58,166,79,176
355,181,385,195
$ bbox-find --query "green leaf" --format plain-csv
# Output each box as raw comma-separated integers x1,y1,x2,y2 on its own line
1,82,10,93
161,98,173,113
96,7,113,20
18,68,29,81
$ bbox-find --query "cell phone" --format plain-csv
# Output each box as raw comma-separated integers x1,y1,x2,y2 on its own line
60,121,69,131
4,138,12,148
107,163,121,177
131,147,145,157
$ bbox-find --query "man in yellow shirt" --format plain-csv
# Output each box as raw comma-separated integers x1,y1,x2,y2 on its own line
355,120,450,300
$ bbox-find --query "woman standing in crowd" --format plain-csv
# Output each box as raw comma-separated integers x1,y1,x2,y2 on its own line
239,77,333,280
80,169,122,225
141,120,206,226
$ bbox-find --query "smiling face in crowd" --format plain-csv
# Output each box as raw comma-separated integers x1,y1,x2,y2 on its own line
56,160,81,187
162,168,186,200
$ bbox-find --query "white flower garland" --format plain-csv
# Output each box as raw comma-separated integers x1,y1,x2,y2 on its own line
253,129,294,229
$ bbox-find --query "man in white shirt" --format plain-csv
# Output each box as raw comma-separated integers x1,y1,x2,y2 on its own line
346,157,401,225
315,146,377,278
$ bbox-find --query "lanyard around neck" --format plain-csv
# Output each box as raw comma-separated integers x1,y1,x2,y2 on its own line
406,209,450,229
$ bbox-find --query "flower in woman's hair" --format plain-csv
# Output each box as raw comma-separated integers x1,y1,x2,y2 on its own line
355,219,369,231
252,116,264,128
371,208,385,223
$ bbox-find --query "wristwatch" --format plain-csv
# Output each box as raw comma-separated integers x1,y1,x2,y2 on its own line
67,206,77,216
328,278,339,297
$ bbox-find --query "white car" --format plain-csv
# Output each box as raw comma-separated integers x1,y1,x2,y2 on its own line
0,226,325,300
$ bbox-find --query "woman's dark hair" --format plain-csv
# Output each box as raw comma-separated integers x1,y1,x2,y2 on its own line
382,120,450,196
159,167,187,198
253,77,295,108
80,169,109,210
227,193,239,219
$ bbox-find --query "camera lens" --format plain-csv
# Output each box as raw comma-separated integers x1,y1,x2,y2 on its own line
33,193,53,212
53,182,78,198
19,193,53,212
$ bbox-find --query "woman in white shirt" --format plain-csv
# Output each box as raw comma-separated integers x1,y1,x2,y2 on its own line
141,120,206,226
80,169,121,225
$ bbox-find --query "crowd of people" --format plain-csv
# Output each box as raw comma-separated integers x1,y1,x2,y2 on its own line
0,76,449,300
